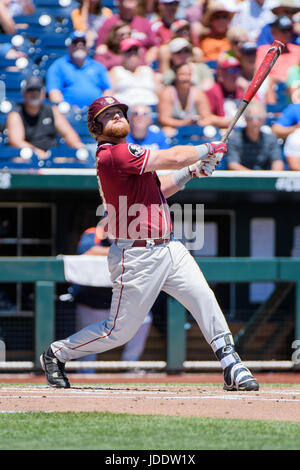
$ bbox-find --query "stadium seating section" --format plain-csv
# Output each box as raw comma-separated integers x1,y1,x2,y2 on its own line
0,0,285,170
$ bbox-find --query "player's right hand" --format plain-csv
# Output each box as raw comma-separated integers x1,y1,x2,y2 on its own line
205,141,227,163
189,159,217,178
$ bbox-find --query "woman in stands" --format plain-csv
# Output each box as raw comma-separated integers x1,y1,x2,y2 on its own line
158,62,218,137
108,37,161,107
71,0,113,48
94,20,132,70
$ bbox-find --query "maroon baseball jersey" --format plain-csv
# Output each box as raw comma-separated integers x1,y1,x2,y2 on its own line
96,142,172,239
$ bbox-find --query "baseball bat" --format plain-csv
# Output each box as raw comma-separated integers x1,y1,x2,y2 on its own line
221,40,285,143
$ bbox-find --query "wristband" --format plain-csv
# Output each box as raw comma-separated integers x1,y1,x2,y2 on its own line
196,143,210,161
173,166,192,188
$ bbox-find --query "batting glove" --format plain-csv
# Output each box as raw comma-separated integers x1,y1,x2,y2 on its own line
205,141,227,163
189,159,217,178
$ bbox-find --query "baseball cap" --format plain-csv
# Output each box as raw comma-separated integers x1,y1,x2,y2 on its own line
21,76,44,92
169,38,192,53
218,56,240,70
120,37,140,52
240,41,257,54
271,15,293,30
171,19,189,33
87,96,129,137
66,30,86,45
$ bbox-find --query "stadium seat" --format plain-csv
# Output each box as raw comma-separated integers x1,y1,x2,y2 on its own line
45,146,95,168
0,146,41,169
171,125,222,145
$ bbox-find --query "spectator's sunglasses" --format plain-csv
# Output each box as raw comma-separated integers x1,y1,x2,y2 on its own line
124,47,139,54
175,48,191,54
212,12,231,20
72,38,86,45
131,111,151,117
223,67,240,74
164,1,179,6
246,116,265,121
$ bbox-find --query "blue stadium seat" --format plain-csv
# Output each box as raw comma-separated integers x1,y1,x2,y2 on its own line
44,145,95,168
171,125,222,145
0,146,41,169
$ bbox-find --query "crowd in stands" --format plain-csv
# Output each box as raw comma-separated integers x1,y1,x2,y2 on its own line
0,0,299,170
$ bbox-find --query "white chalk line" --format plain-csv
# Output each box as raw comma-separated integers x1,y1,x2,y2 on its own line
0,393,300,403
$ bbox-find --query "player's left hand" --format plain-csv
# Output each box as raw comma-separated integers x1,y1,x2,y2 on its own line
189,159,218,178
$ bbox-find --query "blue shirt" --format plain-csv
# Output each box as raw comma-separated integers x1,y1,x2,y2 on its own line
46,55,111,108
257,24,300,46
275,104,300,127
127,125,170,150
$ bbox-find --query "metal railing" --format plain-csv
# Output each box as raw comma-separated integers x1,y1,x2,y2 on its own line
0,257,299,371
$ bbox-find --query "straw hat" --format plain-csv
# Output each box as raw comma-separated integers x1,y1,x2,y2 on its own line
202,1,236,27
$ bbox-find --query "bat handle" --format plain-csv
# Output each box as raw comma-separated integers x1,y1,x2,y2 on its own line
221,100,249,143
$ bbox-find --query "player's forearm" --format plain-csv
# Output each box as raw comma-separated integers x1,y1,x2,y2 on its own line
159,172,188,198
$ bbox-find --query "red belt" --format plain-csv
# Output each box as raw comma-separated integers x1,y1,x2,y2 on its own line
114,238,170,247
132,238,170,247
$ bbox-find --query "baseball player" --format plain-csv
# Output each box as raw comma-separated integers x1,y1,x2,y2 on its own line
40,96,259,392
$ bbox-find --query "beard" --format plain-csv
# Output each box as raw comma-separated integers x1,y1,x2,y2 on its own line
103,120,130,139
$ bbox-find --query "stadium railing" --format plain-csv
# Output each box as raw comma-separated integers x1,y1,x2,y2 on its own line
0,256,299,372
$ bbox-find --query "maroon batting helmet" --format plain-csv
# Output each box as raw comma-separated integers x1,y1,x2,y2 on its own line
87,96,129,138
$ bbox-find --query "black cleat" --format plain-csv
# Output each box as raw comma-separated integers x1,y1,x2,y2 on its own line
223,362,259,392
40,346,70,388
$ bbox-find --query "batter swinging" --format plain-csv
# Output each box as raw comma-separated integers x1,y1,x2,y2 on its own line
40,96,259,392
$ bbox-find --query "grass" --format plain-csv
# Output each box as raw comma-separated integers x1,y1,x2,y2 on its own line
0,411,300,450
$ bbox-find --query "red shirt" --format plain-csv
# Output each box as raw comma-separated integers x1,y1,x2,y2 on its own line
96,142,172,239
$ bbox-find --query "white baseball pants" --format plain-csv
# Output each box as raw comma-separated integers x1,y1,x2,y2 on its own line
52,239,230,363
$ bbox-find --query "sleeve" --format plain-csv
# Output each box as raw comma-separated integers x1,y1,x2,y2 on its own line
157,131,170,149
256,25,273,47
111,142,151,175
46,60,64,93
226,132,242,164
275,105,298,127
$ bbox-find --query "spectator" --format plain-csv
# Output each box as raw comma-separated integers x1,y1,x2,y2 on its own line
151,0,180,46
109,38,161,107
257,0,300,46
236,41,259,96
255,16,300,104
127,104,170,150
5,0,34,17
0,0,16,34
158,62,222,137
94,20,132,70
198,2,236,62
231,0,277,42
283,127,300,169
205,57,244,125
161,37,215,91
286,60,300,103
158,19,204,73
219,26,249,62
71,0,113,48
95,0,157,52
46,31,112,110
6,76,86,160
227,100,284,171
272,102,300,139
72,226,153,372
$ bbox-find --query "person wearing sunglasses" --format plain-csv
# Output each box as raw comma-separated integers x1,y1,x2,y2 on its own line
227,100,284,171
257,0,300,46
46,31,112,109
198,2,236,62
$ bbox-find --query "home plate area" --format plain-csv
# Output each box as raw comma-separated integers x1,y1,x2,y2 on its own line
0,385,300,421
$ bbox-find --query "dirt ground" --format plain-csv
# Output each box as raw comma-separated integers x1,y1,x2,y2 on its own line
0,372,299,421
